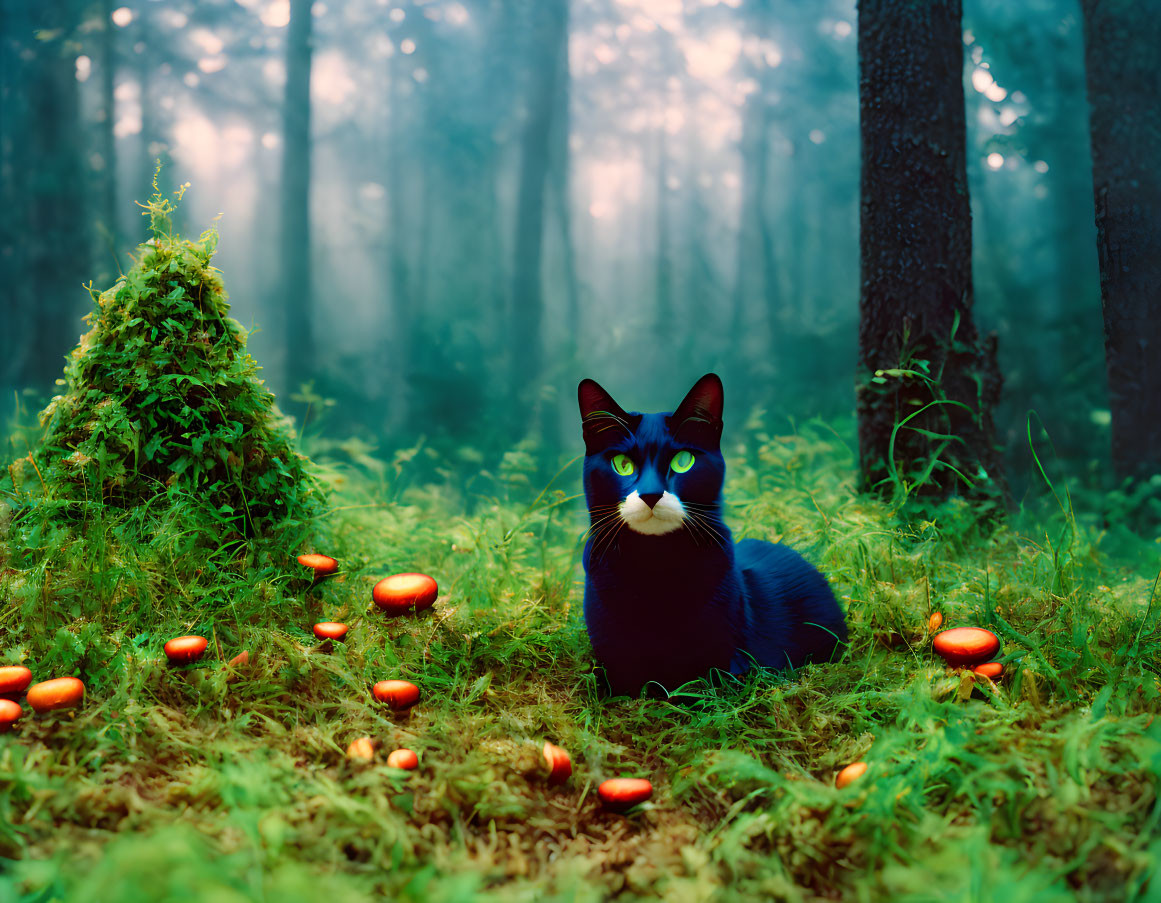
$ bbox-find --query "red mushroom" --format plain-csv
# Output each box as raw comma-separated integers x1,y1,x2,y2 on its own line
27,677,85,713
164,636,208,665
371,573,438,616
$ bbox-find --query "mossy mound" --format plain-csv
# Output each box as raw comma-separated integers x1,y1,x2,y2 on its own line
10,181,322,545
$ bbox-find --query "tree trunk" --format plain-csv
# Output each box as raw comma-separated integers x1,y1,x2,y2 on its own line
280,0,313,395
25,6,89,393
385,52,413,432
549,25,580,358
655,130,673,347
682,135,723,370
1080,0,1161,482
1,0,31,417
96,0,119,284
731,78,774,415
856,0,1006,505
509,0,567,409
134,6,181,238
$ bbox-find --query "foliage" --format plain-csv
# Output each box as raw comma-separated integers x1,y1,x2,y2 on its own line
4,176,323,564
863,314,1007,526
0,416,1159,901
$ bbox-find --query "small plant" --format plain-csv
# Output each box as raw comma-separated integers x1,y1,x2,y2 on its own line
865,315,1006,524
7,171,323,550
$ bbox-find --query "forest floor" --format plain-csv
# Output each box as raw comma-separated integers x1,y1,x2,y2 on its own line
0,419,1158,902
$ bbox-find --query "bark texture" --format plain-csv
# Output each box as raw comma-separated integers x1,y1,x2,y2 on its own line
1080,0,1161,481
857,0,1006,504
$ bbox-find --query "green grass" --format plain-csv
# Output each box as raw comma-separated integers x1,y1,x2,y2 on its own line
1,418,1159,902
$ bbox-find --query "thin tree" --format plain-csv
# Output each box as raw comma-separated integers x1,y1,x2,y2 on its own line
730,1,777,415
0,0,32,421
654,129,673,348
548,24,580,358
856,0,1006,505
1079,0,1161,484
280,0,314,395
96,0,119,284
509,0,568,410
385,43,415,433
23,2,89,392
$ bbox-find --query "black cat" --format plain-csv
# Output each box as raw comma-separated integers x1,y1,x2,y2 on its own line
578,373,847,696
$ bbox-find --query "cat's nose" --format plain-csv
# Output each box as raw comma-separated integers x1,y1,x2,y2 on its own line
639,492,663,509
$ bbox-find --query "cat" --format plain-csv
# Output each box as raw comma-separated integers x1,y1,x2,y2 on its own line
578,373,847,696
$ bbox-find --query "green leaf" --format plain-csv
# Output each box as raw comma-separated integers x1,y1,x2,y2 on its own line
143,434,166,462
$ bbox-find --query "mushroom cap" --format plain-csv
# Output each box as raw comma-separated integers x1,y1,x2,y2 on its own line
372,679,420,710
0,665,33,695
27,677,85,713
932,627,1000,666
543,741,572,786
386,748,419,770
597,777,653,810
0,698,23,730
347,737,375,761
313,622,349,640
371,573,438,616
836,761,868,788
164,635,208,664
298,553,339,574
972,661,1004,679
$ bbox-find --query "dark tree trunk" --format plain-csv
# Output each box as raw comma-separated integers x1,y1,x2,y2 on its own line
509,0,567,407
280,0,313,393
856,0,1006,505
1080,0,1161,482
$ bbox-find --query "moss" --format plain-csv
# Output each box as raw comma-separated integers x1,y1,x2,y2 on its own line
10,175,322,548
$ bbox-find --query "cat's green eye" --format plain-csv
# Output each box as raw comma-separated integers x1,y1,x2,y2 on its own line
611,454,635,476
670,450,695,473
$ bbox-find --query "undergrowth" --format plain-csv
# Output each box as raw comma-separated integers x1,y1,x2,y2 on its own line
0,416,1158,902
6,174,322,562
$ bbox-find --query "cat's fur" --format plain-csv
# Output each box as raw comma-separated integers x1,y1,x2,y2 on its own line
578,373,847,696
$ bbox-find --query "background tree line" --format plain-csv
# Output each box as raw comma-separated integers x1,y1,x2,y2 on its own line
1,0,1155,521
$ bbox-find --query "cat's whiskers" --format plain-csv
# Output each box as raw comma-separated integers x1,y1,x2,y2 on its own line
681,511,716,549
683,508,728,552
602,519,629,563
585,504,626,547
581,508,623,544
592,516,628,565
683,511,711,544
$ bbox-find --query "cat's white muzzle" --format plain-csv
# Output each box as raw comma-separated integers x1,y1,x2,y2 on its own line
620,490,684,535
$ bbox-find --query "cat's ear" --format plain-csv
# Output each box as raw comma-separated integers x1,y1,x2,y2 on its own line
672,373,724,448
579,378,636,453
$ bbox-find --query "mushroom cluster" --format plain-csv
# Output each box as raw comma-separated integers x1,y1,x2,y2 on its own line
4,553,660,818
0,666,85,729
929,623,1006,700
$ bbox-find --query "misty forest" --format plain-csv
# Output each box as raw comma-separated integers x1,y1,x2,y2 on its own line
1,0,1159,900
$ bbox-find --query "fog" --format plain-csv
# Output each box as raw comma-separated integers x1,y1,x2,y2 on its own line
2,0,1103,492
